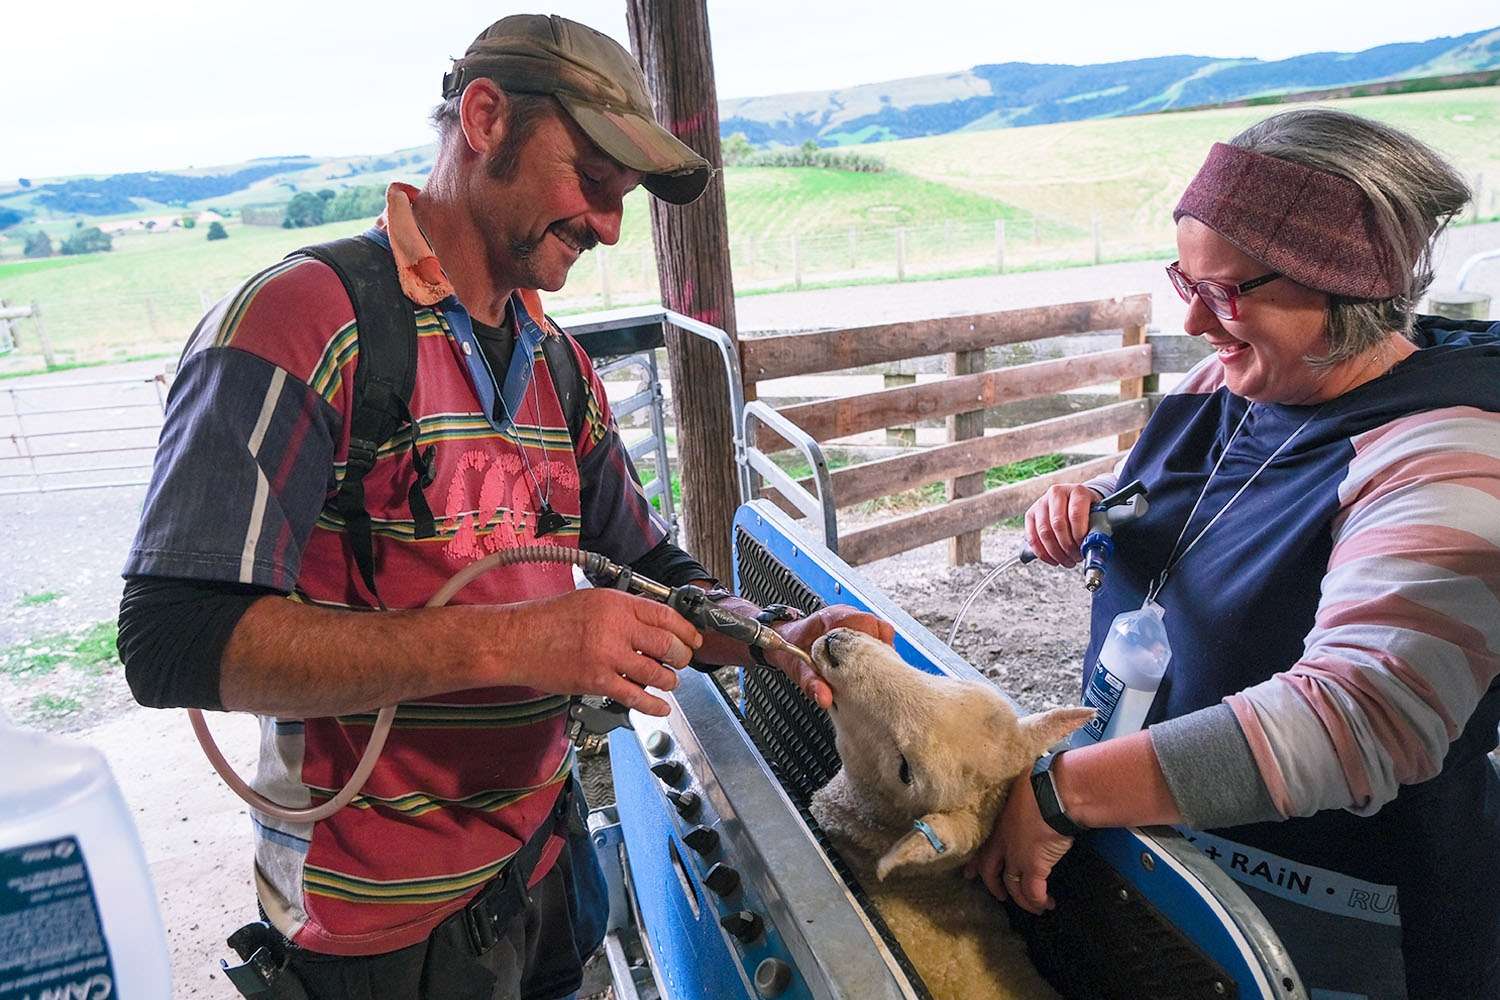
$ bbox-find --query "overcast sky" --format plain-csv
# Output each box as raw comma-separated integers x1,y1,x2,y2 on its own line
3,0,1495,180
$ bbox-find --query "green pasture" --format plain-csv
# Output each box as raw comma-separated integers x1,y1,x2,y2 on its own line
876,86,1500,247
2,85,1496,368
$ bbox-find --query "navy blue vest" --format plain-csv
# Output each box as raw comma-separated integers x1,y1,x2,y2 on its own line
1085,319,1500,994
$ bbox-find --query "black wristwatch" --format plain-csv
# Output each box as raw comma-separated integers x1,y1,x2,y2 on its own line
1030,754,1087,838
748,603,804,667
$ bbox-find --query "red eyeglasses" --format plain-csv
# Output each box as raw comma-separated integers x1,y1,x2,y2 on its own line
1165,261,1281,321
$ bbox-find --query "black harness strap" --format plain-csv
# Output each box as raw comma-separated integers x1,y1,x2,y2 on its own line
289,236,434,604
287,237,589,604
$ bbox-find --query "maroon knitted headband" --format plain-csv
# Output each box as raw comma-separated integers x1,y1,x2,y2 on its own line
1174,142,1412,300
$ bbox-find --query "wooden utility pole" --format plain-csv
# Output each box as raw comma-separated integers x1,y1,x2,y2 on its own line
626,0,740,581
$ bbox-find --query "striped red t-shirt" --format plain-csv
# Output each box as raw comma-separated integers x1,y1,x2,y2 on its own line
127,229,669,953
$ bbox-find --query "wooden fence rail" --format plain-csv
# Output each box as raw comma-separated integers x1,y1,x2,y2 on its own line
737,293,1208,566
741,294,1151,381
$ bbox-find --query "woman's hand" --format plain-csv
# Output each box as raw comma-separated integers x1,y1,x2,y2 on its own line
1024,484,1100,567
770,606,894,710
964,772,1074,914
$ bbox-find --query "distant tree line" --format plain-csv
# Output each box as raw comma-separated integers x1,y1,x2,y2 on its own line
721,135,885,172
27,160,314,216
20,227,117,258
280,185,386,228
0,207,25,230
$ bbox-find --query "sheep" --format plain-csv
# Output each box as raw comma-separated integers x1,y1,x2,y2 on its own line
806,627,1093,1000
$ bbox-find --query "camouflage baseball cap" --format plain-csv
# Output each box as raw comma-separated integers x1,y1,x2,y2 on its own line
443,13,711,205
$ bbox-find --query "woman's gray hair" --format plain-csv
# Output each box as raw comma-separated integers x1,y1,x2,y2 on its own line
1229,108,1470,364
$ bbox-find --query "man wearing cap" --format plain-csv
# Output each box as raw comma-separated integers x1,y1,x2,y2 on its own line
118,14,888,998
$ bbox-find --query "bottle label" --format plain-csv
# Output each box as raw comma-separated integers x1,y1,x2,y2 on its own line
0,836,117,1000
1080,659,1124,742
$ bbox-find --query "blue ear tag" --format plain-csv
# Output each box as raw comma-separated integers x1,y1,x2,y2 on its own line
912,819,947,854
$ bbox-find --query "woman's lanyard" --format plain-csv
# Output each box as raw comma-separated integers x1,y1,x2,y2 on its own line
1145,403,1321,604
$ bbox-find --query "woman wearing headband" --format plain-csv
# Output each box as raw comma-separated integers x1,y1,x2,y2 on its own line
968,108,1500,999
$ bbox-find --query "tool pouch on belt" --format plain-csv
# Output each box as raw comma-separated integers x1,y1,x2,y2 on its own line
221,921,311,999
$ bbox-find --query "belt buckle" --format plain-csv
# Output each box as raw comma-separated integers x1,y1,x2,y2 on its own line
462,869,532,955
462,895,500,955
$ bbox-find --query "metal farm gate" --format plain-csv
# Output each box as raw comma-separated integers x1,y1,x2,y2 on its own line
0,374,170,496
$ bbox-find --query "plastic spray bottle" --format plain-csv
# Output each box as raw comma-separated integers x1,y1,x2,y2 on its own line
1071,600,1172,747
0,711,172,997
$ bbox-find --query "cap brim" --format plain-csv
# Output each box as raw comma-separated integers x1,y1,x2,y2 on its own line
557,93,712,206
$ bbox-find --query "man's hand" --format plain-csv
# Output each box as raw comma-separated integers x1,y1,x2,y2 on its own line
477,588,701,717
963,772,1073,914
768,605,894,710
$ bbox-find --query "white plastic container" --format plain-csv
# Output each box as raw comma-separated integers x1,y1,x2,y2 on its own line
0,713,172,998
1072,602,1172,747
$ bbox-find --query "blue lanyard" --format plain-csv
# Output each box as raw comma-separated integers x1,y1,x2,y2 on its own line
437,296,548,436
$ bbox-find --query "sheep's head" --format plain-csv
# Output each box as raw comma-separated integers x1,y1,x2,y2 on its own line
809,628,1092,881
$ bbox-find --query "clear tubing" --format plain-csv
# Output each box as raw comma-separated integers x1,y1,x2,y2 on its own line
188,545,608,824
946,555,1022,647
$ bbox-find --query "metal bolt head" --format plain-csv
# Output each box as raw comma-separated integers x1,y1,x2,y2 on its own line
1139,851,1156,872
1118,888,1129,901
1213,982,1226,995
645,730,672,757
754,958,792,997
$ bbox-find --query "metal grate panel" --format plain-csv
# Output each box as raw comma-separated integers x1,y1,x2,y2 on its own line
733,527,934,1000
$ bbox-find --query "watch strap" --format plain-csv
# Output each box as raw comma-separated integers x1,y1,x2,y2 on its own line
1030,756,1086,837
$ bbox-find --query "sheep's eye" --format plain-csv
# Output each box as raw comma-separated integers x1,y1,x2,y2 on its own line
898,754,912,786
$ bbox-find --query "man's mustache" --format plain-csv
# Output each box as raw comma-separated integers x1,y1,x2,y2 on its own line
549,223,599,252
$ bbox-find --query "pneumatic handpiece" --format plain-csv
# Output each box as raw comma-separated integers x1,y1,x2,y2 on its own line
597,563,812,668
1020,479,1150,591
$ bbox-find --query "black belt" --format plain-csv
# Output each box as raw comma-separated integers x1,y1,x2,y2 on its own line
455,776,578,955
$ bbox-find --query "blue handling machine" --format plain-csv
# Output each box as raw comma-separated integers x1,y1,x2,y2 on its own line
591,499,1306,1000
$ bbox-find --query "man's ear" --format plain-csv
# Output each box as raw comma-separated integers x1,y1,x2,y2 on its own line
875,809,986,881
1019,706,1095,758
458,79,508,156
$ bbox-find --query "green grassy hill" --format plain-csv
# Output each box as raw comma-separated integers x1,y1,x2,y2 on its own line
2,86,1496,371
874,86,1500,249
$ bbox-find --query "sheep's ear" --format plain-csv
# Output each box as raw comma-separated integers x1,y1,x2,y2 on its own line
1019,706,1095,757
875,809,985,881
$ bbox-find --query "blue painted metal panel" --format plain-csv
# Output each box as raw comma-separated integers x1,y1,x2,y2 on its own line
610,724,816,1000
731,501,1291,999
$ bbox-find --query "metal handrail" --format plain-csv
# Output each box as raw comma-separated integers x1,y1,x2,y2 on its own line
656,310,752,504
740,401,838,551
1457,248,1500,291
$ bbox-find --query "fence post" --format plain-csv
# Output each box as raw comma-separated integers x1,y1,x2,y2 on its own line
32,302,56,370
597,245,612,308
791,234,802,289
1091,214,1102,265
884,371,916,446
847,226,857,270
895,228,907,281
994,219,1006,274
1118,322,1147,450
0,298,11,355
946,348,987,566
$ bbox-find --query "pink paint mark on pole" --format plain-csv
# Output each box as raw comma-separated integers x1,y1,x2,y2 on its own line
673,109,709,135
